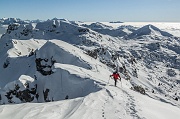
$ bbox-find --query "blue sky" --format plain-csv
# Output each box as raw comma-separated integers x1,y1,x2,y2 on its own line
0,0,180,22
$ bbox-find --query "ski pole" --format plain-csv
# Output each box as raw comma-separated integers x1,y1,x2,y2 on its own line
107,76,110,85
120,78,122,88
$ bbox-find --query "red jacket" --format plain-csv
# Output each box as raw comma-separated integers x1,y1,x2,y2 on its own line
111,73,120,80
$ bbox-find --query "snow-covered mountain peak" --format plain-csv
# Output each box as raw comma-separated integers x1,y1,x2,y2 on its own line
82,22,113,29
35,19,78,32
127,24,173,39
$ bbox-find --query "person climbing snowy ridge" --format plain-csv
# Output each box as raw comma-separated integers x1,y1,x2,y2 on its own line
110,71,121,87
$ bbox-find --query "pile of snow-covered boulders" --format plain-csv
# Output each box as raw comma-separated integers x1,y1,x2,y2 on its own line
131,85,146,94
0,75,38,104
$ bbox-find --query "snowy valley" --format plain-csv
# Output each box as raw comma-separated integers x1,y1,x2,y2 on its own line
0,18,180,119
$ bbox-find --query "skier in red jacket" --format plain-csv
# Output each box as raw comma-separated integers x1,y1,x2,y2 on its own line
110,71,121,87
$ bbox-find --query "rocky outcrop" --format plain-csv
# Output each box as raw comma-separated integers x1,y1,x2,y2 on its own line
3,59,10,68
78,28,89,33
35,57,56,76
6,24,19,34
0,75,38,104
131,85,145,94
43,88,50,102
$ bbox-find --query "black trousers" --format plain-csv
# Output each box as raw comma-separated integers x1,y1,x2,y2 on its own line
114,79,117,86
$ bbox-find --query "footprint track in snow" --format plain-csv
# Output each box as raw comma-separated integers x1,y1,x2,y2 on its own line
123,90,146,119
101,96,110,119
103,87,125,119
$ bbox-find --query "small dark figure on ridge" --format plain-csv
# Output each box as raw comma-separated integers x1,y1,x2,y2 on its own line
110,71,121,87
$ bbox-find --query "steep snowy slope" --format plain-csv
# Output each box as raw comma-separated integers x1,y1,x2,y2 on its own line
0,39,113,103
120,38,180,106
0,25,8,37
0,39,46,87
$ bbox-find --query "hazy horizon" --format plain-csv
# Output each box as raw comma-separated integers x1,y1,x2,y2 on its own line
0,0,180,22
1,17,180,23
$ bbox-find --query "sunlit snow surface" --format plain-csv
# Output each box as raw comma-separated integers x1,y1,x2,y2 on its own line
103,22,180,37
0,21,180,119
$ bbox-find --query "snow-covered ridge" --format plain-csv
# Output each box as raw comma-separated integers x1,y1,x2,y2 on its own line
81,22,135,37
126,24,173,39
1,19,111,46
0,39,112,104
82,22,113,29
0,18,28,25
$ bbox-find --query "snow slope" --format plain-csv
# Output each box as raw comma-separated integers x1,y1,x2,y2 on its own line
0,19,180,119
0,25,8,37
0,80,180,119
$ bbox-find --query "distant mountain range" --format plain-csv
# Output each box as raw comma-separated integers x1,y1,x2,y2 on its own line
109,21,123,23
0,18,43,25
